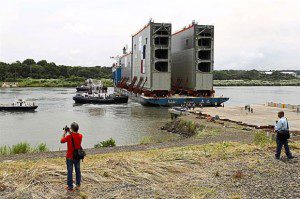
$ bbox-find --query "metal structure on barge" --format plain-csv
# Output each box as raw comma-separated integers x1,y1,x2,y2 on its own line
113,20,229,106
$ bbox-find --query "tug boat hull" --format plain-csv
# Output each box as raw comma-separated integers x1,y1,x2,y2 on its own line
73,96,128,104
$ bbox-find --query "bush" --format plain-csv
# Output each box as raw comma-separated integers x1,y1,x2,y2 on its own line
0,142,49,155
11,142,31,154
94,138,116,148
254,131,270,146
36,143,49,152
0,146,10,156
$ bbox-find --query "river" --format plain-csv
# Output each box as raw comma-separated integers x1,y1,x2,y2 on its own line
0,86,299,150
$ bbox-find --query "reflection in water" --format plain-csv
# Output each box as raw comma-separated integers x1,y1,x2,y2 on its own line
87,108,107,117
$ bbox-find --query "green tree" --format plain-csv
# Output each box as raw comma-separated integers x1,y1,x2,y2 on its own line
22,59,36,65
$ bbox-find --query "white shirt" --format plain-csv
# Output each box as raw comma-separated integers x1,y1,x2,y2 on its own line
275,117,288,131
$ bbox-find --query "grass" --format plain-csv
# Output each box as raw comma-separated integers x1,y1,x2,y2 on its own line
94,138,116,148
140,133,179,145
11,142,31,154
0,142,49,156
0,141,299,198
254,131,272,147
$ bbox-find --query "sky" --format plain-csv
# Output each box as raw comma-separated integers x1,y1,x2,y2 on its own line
0,0,299,70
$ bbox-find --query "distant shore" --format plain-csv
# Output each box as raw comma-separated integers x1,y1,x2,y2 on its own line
1,78,300,88
1,78,113,88
214,79,300,86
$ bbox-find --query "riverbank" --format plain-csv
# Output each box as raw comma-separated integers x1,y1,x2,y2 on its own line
1,78,113,88
1,141,300,198
1,113,300,198
214,79,300,86
2,79,300,88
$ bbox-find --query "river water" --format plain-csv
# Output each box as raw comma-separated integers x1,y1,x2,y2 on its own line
0,86,299,150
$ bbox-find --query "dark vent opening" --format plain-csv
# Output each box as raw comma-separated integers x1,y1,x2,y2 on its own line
155,49,168,59
154,30,169,35
154,37,169,45
198,38,211,47
155,62,168,72
198,62,211,72
199,30,212,37
198,50,211,60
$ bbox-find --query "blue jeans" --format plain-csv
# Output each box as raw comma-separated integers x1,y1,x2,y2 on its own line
66,158,81,189
276,137,292,159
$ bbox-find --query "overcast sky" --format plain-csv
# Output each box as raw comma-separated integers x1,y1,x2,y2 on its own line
0,0,299,70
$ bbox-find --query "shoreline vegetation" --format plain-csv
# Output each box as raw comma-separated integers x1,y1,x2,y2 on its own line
214,79,300,86
1,78,300,88
1,78,114,88
1,59,300,88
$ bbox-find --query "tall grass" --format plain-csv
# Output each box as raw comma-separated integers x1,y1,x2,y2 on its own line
254,131,271,146
94,138,116,148
35,143,49,152
0,142,49,156
11,142,31,154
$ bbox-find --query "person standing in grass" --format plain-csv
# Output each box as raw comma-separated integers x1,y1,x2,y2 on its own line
275,111,295,160
61,122,83,191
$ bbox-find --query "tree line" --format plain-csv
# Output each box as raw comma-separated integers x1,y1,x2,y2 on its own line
0,59,112,81
0,59,297,82
213,70,297,80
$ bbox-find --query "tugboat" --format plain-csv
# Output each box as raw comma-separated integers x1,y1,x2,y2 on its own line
76,79,104,92
73,93,128,104
0,99,38,111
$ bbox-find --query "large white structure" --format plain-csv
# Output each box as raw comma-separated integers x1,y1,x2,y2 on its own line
131,21,172,91
171,22,214,92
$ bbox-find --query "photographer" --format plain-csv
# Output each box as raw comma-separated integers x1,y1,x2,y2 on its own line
60,122,83,191
275,111,295,160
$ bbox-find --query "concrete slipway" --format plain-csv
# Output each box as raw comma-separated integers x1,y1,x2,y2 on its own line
195,104,300,131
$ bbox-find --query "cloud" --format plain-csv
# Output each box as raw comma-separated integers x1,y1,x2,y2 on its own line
0,0,299,69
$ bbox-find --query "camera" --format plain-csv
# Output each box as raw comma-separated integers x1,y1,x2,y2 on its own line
63,125,70,132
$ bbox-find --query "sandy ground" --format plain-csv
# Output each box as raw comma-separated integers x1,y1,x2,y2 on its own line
196,105,300,131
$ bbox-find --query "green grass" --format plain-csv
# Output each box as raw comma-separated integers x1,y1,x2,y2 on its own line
11,142,31,154
94,138,116,148
254,131,272,147
35,143,49,152
140,133,179,145
0,142,49,156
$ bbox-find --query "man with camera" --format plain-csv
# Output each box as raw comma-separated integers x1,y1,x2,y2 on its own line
275,111,295,160
60,122,84,191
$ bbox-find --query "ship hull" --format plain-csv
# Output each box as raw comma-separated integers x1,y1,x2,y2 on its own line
0,106,38,111
73,96,128,104
115,88,229,107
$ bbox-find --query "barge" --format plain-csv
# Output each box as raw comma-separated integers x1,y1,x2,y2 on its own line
112,20,229,107
115,87,228,106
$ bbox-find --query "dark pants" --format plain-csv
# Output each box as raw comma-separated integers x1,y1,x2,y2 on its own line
66,158,81,189
276,137,292,159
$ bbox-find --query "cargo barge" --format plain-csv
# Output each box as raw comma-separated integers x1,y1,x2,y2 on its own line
115,87,228,106
112,20,229,107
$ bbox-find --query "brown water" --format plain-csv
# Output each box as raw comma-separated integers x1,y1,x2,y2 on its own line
0,86,299,150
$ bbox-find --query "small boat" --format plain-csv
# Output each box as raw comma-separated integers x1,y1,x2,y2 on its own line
76,86,91,92
73,93,128,104
168,107,189,116
76,79,104,92
0,99,38,111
